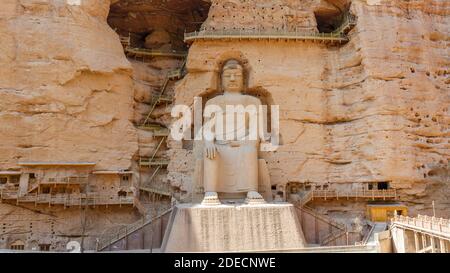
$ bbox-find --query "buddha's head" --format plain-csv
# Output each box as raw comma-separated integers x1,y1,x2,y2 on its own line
221,59,244,93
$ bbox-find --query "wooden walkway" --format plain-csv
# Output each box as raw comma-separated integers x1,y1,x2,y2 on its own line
185,30,349,44
297,189,398,206
0,190,134,207
125,47,187,58
139,158,170,167
139,185,171,197
185,13,356,44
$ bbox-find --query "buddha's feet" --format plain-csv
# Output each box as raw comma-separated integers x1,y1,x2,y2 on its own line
201,192,221,206
245,191,266,205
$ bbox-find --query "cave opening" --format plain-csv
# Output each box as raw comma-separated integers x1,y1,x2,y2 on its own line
107,0,211,51
106,1,212,208
314,1,352,33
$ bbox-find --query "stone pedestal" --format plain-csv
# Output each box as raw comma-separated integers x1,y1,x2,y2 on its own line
161,202,306,252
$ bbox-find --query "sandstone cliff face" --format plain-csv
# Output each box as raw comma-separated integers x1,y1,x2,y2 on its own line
0,0,448,251
168,0,449,216
0,0,140,251
347,0,449,216
0,0,138,171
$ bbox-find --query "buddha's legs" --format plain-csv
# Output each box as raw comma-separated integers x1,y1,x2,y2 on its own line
202,148,221,205
241,144,259,192
202,141,265,204
204,154,219,193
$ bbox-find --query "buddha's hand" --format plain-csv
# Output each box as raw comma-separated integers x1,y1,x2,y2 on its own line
205,142,218,160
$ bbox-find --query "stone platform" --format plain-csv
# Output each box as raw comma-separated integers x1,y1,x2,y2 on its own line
161,202,306,252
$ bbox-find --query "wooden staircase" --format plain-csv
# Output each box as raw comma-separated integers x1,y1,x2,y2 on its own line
298,190,313,207
133,197,148,215
139,136,168,168
131,46,188,214
139,56,186,129
141,78,170,127
332,12,357,35
167,58,187,80
301,205,347,231
120,34,131,49
27,179,39,194
96,207,173,252
321,229,349,246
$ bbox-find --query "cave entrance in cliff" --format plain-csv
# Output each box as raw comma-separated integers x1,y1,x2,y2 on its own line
107,0,211,51
314,1,352,33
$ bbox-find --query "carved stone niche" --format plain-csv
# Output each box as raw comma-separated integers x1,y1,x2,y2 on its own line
190,58,273,204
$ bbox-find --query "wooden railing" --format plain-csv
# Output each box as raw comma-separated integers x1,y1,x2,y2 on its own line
83,195,134,206
150,93,173,105
392,215,450,236
40,176,89,185
331,12,357,35
139,158,170,167
185,12,356,44
138,123,170,135
295,189,397,207
0,188,19,200
125,47,187,58
310,189,397,201
140,184,171,197
1,190,134,207
96,207,173,251
120,35,130,48
185,29,350,43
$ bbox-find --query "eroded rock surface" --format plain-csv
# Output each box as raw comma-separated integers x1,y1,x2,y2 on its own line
0,0,137,170
168,0,450,217
0,0,448,251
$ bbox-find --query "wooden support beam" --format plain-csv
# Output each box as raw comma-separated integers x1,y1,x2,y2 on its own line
430,236,436,253
422,234,427,252
440,239,446,253
315,216,319,244
414,232,420,253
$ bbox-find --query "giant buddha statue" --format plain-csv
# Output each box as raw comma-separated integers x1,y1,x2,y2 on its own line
200,59,269,205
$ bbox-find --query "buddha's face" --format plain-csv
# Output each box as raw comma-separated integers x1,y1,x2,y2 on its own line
222,63,244,93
